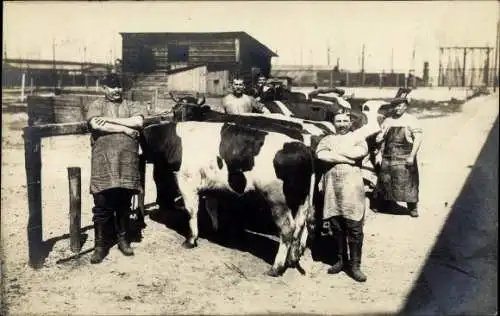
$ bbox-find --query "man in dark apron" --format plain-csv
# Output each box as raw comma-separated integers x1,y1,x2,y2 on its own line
86,73,148,264
374,98,423,217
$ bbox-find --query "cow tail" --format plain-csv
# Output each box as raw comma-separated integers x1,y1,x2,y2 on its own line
305,159,317,238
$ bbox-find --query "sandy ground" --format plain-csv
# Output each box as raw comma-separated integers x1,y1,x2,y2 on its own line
1,93,498,315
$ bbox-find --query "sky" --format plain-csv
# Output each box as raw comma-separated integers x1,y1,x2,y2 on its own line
3,1,499,80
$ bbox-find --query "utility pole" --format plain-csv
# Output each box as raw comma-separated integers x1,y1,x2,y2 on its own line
391,47,394,73
410,45,416,88
361,44,365,86
327,43,331,66
462,48,468,87
83,45,88,89
52,38,57,93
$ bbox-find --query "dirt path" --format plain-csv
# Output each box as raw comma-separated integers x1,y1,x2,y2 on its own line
1,94,498,315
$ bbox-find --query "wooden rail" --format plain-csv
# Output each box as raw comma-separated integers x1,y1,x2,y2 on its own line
23,115,169,267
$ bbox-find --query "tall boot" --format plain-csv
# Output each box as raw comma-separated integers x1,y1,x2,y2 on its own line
90,221,110,264
407,202,419,218
327,233,346,274
116,210,134,256
348,242,367,282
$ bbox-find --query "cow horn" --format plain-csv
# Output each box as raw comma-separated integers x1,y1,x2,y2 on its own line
169,92,180,103
197,95,206,106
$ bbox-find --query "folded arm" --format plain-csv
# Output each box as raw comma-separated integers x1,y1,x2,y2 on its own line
316,149,355,164
341,141,369,160
95,115,144,129
88,117,140,138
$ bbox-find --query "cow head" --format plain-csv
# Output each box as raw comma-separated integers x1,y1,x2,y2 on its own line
259,83,281,102
170,92,211,121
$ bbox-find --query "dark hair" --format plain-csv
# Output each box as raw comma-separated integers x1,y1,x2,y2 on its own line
102,73,122,88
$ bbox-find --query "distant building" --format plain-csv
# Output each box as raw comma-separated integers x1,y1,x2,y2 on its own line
2,58,110,88
272,65,423,87
121,32,278,95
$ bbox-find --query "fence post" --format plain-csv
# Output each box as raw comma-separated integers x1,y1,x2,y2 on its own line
21,72,26,101
67,167,82,253
153,88,158,114
24,127,44,268
30,77,34,95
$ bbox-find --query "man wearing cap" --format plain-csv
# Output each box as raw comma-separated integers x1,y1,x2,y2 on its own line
85,73,148,264
253,74,268,101
222,78,270,115
374,97,423,217
316,110,369,282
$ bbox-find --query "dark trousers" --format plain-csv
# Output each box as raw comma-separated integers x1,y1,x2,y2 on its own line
327,216,364,245
92,188,135,223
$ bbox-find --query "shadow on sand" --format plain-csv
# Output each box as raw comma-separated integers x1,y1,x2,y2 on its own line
148,193,280,266
399,116,498,315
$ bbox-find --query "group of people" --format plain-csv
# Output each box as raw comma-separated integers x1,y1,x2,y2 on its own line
85,73,422,284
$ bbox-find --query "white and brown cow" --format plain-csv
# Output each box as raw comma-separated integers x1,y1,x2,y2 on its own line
141,121,316,277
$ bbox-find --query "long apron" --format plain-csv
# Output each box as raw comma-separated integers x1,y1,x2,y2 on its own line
376,126,419,202
88,99,144,195
322,162,366,222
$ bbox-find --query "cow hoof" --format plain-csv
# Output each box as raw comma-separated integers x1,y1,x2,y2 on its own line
182,240,197,249
265,267,285,277
296,263,306,275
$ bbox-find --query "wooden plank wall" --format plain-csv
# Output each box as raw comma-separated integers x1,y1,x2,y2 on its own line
168,65,208,93
122,35,238,73
206,70,230,96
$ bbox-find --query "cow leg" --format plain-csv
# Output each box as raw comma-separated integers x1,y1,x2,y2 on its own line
204,196,219,232
267,207,294,277
179,188,200,249
288,202,310,270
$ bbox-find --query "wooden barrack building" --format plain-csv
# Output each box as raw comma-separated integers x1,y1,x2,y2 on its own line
120,32,278,95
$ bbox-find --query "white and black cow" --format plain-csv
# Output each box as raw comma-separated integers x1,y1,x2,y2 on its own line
140,121,316,276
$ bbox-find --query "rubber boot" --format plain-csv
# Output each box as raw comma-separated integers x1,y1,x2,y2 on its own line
348,242,367,282
327,233,346,274
408,202,419,218
90,221,110,264
116,210,134,256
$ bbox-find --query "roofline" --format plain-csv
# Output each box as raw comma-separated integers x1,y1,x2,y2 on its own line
3,58,110,68
119,31,278,57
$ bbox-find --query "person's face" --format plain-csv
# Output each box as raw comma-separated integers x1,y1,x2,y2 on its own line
257,76,267,87
104,85,123,102
232,80,245,96
334,113,352,135
392,102,408,117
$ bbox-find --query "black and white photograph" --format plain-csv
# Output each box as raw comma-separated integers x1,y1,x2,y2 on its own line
1,1,498,315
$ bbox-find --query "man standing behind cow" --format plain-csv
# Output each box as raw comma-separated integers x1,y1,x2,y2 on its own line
222,78,270,114
316,110,369,282
86,73,148,264
373,98,423,217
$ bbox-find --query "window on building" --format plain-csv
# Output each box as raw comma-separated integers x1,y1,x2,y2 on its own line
168,45,189,62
